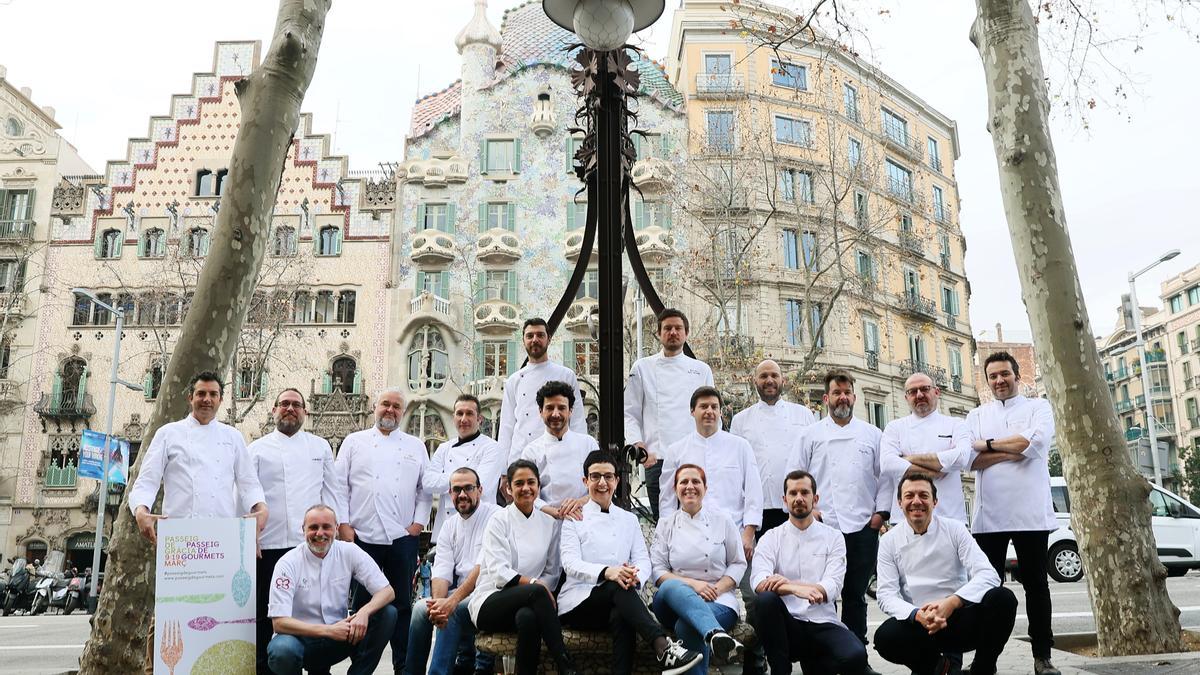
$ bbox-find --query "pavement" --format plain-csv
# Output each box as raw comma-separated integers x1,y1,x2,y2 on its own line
4,573,1200,674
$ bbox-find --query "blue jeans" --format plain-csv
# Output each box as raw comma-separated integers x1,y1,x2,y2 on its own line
406,600,485,675
355,535,420,671
266,604,397,675
652,579,738,675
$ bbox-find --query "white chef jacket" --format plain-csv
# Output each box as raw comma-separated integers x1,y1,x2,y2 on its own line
730,401,817,510
498,360,586,464
651,506,747,613
787,417,890,533
559,500,651,615
750,518,846,625
432,501,502,592
468,503,562,624
659,430,763,529
966,395,1057,533
880,412,972,523
128,414,265,518
425,432,505,544
334,427,432,545
519,430,598,507
624,351,715,456
267,539,390,626
249,430,343,550
876,515,1000,621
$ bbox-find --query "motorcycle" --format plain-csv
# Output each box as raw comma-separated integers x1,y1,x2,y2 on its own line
2,557,36,616
43,572,78,615
30,571,60,615
60,574,85,615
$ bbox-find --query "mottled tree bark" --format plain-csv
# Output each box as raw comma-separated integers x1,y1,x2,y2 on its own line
971,0,1181,656
78,2,331,671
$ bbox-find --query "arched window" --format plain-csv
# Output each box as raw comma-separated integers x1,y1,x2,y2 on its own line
313,290,335,323
98,229,122,259
337,290,356,323
407,325,449,393
317,225,341,256
57,357,88,411
141,228,165,258
215,169,229,196
405,403,446,455
4,117,23,137
273,226,297,256
330,356,358,394
292,291,312,323
186,227,210,257
479,406,498,440
196,170,215,196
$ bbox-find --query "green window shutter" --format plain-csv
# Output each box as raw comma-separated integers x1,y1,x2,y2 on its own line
479,204,488,231
143,371,155,400
476,272,485,302
512,139,522,173
437,271,450,299
51,372,63,408
199,232,210,256
78,367,88,396
416,204,427,229
446,203,456,233
352,369,363,395
473,342,485,380
93,228,104,258
505,203,516,231
137,232,146,258
259,370,269,400
333,228,342,255
633,134,643,161
506,340,519,375
415,271,427,293
566,202,577,230
479,141,489,175
506,270,518,304
564,340,576,369
322,371,332,394
114,231,124,257
634,200,646,229
26,189,35,214
0,190,6,217
313,229,321,253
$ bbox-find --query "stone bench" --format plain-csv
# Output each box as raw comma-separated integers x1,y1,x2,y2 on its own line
476,621,757,674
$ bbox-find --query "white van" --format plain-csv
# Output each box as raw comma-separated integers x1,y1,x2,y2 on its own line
1007,477,1200,583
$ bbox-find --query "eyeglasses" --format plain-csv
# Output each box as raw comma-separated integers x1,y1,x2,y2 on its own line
904,385,934,397
450,485,478,495
276,401,305,409
587,472,618,483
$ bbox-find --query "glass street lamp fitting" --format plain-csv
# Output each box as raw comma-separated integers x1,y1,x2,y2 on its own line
543,0,664,51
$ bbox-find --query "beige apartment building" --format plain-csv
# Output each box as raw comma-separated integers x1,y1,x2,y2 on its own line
1,43,396,565
666,0,978,424
1161,264,1200,483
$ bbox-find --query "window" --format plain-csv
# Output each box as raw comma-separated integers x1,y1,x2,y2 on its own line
406,404,448,454
0,189,31,221
882,108,910,146
292,291,312,323
779,169,813,204
909,334,927,364
196,170,216,196
92,293,113,325
782,230,800,270
421,203,453,232
337,290,356,323
932,186,946,222
950,347,964,384
0,259,24,292
843,84,860,121
801,231,817,271
633,133,662,161
867,402,887,430
567,339,599,378
778,169,794,202
863,319,880,355
939,232,952,266
313,290,336,323
215,169,228,196
771,59,807,90
482,139,520,174
4,117,22,137
942,285,960,316
0,340,9,379
706,111,734,152
854,191,868,227
900,213,913,233
634,200,672,229
184,227,210,257
54,357,88,413
1189,287,1200,306
774,115,812,146
810,304,824,348
886,160,913,201
316,225,341,256
786,299,803,346
575,270,599,299
408,325,449,392
856,251,875,281
1179,331,1190,355
704,53,731,74
903,267,920,297
97,228,122,259
1169,295,1183,313
848,137,862,168
140,228,166,258
480,340,510,377
272,226,297,256
144,360,164,400
330,356,358,394
485,202,513,231
44,435,80,489
1052,486,1071,514
928,137,942,172
236,362,265,399
566,135,584,174
566,200,587,230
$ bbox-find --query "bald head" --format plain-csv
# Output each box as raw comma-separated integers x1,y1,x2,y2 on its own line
903,373,939,417
754,359,784,404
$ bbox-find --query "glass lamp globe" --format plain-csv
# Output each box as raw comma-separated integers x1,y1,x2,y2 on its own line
543,0,665,52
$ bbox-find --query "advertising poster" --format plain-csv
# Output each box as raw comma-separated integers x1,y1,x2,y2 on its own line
78,429,129,485
155,517,256,675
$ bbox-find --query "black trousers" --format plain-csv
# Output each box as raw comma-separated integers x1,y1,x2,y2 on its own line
353,535,419,672
475,584,568,675
255,547,292,675
750,591,867,674
646,462,662,519
842,525,879,645
975,530,1054,658
874,586,1018,674
560,580,667,675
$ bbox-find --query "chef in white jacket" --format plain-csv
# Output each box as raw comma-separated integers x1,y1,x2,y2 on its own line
967,351,1059,675
785,369,889,670
498,318,585,465
519,380,598,520
249,387,342,674
730,359,816,536
425,393,504,543
625,308,713,518
880,373,972,523
559,450,702,675
874,474,1018,675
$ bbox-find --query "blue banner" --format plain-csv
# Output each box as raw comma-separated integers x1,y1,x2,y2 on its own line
79,429,129,485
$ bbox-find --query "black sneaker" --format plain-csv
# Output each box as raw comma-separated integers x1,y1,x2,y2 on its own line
707,629,744,663
1033,657,1061,675
658,638,704,675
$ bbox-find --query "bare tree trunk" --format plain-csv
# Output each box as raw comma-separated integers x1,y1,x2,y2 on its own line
78,2,331,671
971,0,1181,656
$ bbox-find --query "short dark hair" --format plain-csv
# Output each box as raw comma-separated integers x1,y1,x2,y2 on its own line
506,459,540,484
898,473,938,501
689,385,723,411
454,393,481,414
522,317,548,333
582,450,619,477
823,369,855,394
274,387,306,408
656,308,689,332
536,380,575,409
451,466,481,487
783,470,817,496
983,351,1021,379
188,370,225,396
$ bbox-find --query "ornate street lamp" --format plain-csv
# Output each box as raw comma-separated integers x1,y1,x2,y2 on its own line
542,0,669,508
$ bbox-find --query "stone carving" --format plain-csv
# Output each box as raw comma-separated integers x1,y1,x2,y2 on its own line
51,181,87,215
362,178,395,209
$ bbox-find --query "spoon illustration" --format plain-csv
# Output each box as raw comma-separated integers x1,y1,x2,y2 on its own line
187,615,257,631
231,518,252,607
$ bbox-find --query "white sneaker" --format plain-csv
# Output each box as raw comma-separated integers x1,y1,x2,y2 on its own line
657,638,703,675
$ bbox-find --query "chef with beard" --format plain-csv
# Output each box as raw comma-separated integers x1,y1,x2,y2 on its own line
266,504,397,675
498,318,586,465
425,393,504,544
520,381,598,520
334,387,431,672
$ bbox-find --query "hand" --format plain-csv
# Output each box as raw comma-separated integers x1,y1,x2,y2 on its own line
406,522,424,537
326,617,352,642
337,524,356,542
758,574,789,593
346,611,370,645
741,526,756,562
427,597,456,628
972,439,988,452
641,448,657,468
922,596,962,623
244,510,268,558
787,583,827,604
605,564,639,590
914,607,948,635
135,507,166,545
868,513,884,531
558,497,586,521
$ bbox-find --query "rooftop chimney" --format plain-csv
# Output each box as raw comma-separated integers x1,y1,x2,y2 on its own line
19,86,31,99
995,322,1003,342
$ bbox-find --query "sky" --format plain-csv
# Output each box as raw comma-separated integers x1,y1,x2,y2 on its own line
1,0,1196,343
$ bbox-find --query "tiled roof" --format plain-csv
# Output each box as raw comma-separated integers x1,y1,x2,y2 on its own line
408,80,462,138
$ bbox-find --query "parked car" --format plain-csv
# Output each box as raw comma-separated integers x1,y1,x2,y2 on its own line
1007,477,1200,583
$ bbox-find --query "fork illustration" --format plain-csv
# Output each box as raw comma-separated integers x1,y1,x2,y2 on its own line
160,619,184,675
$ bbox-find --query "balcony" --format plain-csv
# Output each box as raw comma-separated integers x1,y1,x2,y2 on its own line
1185,375,1197,391
940,252,952,269
43,461,78,489
898,232,925,257
930,156,944,173
1134,394,1146,408
1112,367,1131,381
695,72,746,97
476,228,522,264
895,292,937,320
630,157,673,195
1115,398,1134,413
1149,385,1172,399
633,225,674,263
932,207,950,226
400,155,468,187
899,359,947,387
1190,415,1200,430
0,220,35,246
564,230,596,263
1192,337,1200,351
886,179,919,206
467,375,505,400
944,313,959,332
409,291,452,320
1144,350,1167,364
865,350,880,371
950,374,963,393
34,391,96,433
1125,427,1144,442
564,298,598,334
410,228,457,266
474,298,520,335
881,127,925,162
0,293,24,315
